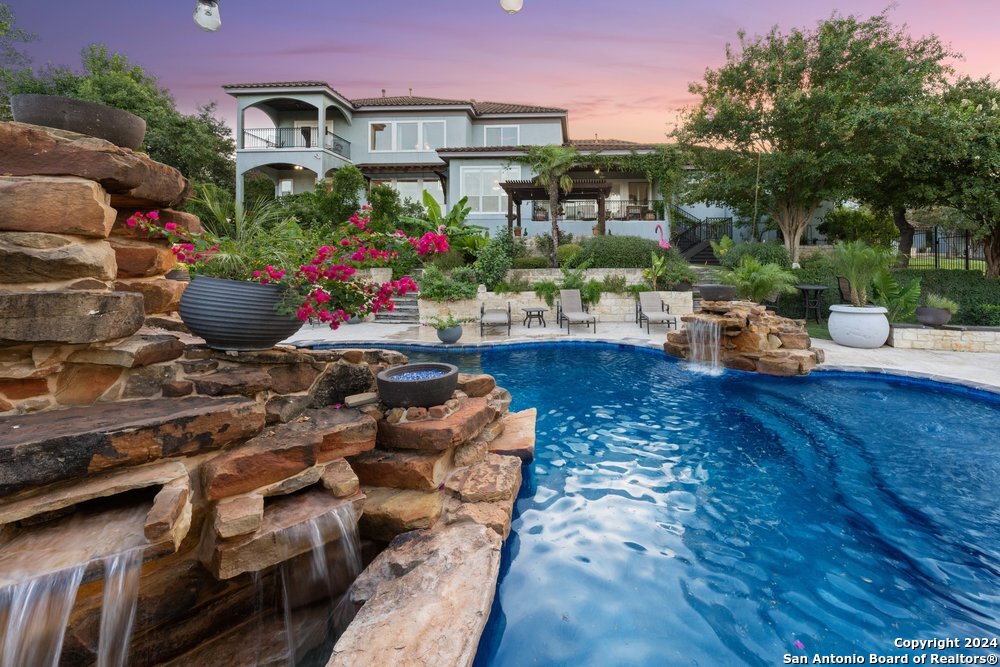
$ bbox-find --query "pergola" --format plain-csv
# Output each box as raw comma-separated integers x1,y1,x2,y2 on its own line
500,179,612,232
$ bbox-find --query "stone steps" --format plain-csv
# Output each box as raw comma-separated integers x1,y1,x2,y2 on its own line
0,396,266,498
374,293,421,323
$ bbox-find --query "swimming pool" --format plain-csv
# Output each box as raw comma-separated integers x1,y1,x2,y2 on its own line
348,343,1000,665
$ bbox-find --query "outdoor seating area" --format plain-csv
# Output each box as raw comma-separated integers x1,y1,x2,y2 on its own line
556,289,597,333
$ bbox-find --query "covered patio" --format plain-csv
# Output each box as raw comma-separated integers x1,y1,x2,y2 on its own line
500,179,613,233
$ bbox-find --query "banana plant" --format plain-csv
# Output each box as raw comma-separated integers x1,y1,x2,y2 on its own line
401,191,487,257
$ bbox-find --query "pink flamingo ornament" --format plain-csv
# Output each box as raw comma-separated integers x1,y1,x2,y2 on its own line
655,224,671,250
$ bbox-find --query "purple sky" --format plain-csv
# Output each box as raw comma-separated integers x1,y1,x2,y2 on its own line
8,0,999,142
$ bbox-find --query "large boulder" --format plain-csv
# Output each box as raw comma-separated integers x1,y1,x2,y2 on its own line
0,122,191,208
0,291,144,344
0,232,117,283
0,176,116,238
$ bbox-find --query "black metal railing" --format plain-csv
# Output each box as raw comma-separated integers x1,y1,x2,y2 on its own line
530,200,665,222
242,127,351,159
909,227,986,272
672,216,733,248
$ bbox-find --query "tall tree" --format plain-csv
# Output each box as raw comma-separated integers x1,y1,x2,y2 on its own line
2,43,235,191
0,2,36,118
938,77,1000,277
521,145,578,267
677,12,953,263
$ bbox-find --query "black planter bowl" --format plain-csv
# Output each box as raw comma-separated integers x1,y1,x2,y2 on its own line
178,276,303,351
695,284,737,301
11,94,147,149
915,306,952,327
376,363,459,408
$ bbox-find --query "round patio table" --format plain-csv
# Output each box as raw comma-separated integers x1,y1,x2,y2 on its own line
796,284,828,323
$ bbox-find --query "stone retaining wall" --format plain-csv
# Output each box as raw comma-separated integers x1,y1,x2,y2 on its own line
506,267,648,284
888,324,1000,352
420,290,694,324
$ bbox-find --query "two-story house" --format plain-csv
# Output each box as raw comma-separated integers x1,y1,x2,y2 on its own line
225,81,738,248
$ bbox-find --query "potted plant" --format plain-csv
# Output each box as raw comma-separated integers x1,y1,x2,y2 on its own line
128,192,448,351
720,256,798,303
827,240,896,348
423,314,473,344
916,294,959,327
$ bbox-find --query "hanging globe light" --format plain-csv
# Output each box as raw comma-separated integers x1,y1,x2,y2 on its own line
194,0,221,31
500,0,523,15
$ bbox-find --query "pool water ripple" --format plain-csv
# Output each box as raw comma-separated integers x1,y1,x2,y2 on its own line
388,345,1000,666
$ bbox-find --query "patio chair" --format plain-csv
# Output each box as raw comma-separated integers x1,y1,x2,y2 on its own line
637,292,678,334
556,289,596,334
837,276,852,303
480,301,511,336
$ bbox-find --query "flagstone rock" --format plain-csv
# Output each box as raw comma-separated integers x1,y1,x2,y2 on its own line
0,176,116,238
108,237,176,278
53,364,123,406
192,367,273,397
489,408,536,462
0,291,144,345
321,459,360,498
359,486,444,541
264,394,311,424
350,448,453,492
304,407,378,462
454,437,489,467
0,232,117,283
144,476,192,551
0,378,49,400
444,497,513,538
114,278,187,314
487,386,512,414
344,391,378,408
331,523,501,667
310,361,375,407
266,362,322,394
67,334,184,368
0,122,191,208
0,396,264,497
445,454,522,504
213,494,264,540
161,380,193,397
377,397,495,452
457,373,496,398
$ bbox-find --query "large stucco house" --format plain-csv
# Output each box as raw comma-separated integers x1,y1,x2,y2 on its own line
224,81,739,248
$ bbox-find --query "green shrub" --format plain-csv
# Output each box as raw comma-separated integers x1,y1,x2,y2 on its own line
427,247,467,271
818,207,898,248
493,277,532,293
450,266,478,284
924,294,960,314
513,256,549,269
473,234,513,289
720,256,798,303
601,273,628,294
720,242,792,270
533,280,560,307
557,243,583,266
966,304,1000,326
894,269,1000,324
417,265,478,302
581,278,603,306
576,235,680,268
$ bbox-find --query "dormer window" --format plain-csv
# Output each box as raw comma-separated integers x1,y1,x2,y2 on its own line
485,125,520,146
369,120,447,152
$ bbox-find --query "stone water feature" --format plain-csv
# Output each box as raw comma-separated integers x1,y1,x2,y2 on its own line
0,119,534,665
663,300,826,376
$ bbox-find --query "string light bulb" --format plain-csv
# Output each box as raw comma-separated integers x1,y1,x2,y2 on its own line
194,0,221,31
500,0,523,15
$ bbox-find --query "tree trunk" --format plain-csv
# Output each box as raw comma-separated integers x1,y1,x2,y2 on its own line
893,207,913,268
985,225,1000,279
549,186,560,268
772,199,818,265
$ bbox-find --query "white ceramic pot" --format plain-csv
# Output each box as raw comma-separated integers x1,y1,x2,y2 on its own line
828,305,890,349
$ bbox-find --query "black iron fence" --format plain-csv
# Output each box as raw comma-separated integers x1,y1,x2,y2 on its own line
908,227,985,272
242,127,351,159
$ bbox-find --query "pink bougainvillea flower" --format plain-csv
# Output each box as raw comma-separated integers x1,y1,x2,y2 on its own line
164,222,178,232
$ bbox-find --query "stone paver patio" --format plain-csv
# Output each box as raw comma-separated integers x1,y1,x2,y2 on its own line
284,321,1000,393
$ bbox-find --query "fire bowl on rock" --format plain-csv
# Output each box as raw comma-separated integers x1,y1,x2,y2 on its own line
695,284,737,301
12,94,147,149
376,363,459,408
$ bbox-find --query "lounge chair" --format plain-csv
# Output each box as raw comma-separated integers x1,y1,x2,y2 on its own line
556,290,596,334
480,302,511,336
637,292,678,334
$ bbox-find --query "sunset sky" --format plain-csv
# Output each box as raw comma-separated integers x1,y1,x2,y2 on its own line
7,0,999,142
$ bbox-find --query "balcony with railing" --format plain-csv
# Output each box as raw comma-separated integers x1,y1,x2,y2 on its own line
241,127,351,159
531,200,665,222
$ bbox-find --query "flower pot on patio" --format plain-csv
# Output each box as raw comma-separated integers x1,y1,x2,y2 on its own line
915,306,952,327
828,305,890,349
436,325,463,344
178,276,303,351
376,363,459,408
11,94,146,149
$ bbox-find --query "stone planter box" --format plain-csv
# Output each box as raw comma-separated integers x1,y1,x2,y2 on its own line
888,324,1000,353
419,291,693,324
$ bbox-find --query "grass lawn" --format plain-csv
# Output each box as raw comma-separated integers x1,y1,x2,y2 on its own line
806,321,831,340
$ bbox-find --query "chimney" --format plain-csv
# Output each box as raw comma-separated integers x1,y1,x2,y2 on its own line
381,88,386,98
408,87,413,96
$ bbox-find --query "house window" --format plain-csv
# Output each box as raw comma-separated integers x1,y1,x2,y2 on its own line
461,165,520,213
370,123,392,151
370,178,445,206
485,125,520,146
369,120,447,152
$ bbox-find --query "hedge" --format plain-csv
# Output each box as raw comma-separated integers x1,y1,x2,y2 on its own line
513,256,549,269
720,242,792,270
574,235,680,268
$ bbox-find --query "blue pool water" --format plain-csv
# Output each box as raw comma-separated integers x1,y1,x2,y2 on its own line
360,343,1000,665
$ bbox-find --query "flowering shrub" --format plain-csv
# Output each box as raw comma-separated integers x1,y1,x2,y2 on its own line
128,206,448,329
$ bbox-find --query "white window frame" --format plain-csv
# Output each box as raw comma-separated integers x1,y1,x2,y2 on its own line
368,120,448,152
460,165,521,215
484,125,520,146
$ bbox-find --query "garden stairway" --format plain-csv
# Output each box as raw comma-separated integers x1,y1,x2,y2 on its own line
374,294,420,324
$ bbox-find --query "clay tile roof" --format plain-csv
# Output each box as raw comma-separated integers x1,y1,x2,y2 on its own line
473,101,567,114
223,80,332,89
436,146,526,153
568,138,661,151
350,95,471,107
